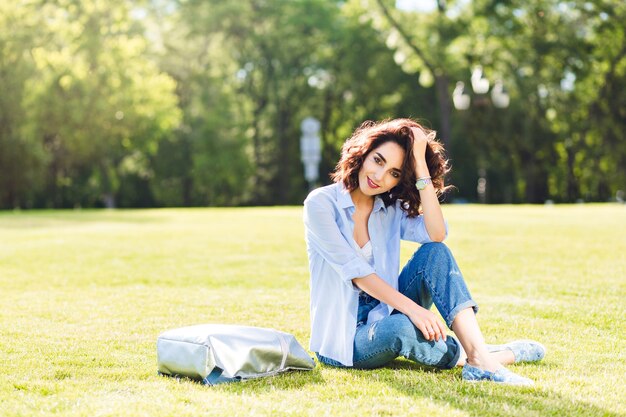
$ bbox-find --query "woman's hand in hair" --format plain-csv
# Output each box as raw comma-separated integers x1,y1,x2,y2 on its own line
410,126,446,241
410,127,431,178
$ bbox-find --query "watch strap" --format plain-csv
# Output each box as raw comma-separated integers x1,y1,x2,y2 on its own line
415,176,432,190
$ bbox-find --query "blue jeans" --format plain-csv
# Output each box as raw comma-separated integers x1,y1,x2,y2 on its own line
317,242,478,369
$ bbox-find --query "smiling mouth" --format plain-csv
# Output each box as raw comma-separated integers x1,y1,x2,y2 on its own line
367,177,380,189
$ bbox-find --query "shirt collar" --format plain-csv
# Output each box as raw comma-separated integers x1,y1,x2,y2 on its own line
373,197,387,213
336,182,387,213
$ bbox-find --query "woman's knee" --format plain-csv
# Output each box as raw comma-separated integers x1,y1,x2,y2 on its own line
409,242,454,267
418,242,451,257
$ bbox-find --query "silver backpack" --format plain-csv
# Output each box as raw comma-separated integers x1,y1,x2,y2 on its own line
157,324,315,385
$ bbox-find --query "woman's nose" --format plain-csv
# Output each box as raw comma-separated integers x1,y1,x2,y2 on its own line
372,167,384,181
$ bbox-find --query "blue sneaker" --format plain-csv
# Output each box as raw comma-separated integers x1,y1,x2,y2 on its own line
462,364,534,386
486,340,546,363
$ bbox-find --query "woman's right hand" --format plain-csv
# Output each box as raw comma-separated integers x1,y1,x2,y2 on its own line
410,127,429,167
352,273,448,342
408,305,448,342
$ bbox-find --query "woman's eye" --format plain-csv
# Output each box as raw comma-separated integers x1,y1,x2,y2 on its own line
373,156,382,164
391,172,400,179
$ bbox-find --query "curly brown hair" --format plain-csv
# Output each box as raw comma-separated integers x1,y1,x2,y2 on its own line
331,118,452,217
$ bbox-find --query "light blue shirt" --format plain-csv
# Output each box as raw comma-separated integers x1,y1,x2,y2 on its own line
303,182,445,366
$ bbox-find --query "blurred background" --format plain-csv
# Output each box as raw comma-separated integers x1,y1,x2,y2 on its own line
1,0,624,209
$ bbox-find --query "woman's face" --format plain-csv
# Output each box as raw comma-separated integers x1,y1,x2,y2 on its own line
357,141,406,196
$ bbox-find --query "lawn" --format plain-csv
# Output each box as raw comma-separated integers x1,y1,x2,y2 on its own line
0,204,624,416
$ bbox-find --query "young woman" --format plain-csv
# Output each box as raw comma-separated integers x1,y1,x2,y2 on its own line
303,118,545,385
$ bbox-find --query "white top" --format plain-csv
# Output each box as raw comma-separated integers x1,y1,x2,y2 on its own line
355,240,389,325
303,183,446,366
355,240,374,266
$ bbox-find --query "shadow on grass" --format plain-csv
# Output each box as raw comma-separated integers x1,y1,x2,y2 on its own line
157,361,622,415
330,359,623,417
159,367,326,394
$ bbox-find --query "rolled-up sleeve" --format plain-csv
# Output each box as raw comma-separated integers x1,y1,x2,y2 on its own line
303,195,375,285
400,210,448,243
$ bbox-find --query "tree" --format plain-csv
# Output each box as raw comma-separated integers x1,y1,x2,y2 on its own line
472,0,626,202
0,2,46,208
20,0,180,208
175,0,344,204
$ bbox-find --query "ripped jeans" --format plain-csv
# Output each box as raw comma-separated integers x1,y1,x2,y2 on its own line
317,242,477,369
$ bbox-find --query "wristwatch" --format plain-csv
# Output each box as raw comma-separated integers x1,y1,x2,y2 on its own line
415,176,432,190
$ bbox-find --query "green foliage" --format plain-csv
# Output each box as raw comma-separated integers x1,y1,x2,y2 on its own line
0,2,46,208
1,0,180,208
0,0,625,207
30,0,180,208
365,0,626,203
469,0,626,202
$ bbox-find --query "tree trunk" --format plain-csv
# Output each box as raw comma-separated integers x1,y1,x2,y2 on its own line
565,145,578,202
275,104,291,204
524,161,549,203
100,162,116,208
434,74,452,157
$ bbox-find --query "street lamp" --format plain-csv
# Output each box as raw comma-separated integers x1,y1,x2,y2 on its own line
452,81,471,111
491,80,510,109
453,66,510,110
453,66,510,203
300,117,322,191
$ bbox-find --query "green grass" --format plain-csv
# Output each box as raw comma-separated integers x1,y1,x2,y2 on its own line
1,205,625,416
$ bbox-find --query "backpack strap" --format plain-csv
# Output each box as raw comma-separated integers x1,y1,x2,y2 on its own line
203,366,240,385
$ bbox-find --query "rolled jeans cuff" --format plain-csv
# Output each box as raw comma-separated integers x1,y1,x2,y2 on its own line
445,300,479,329
441,336,463,369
